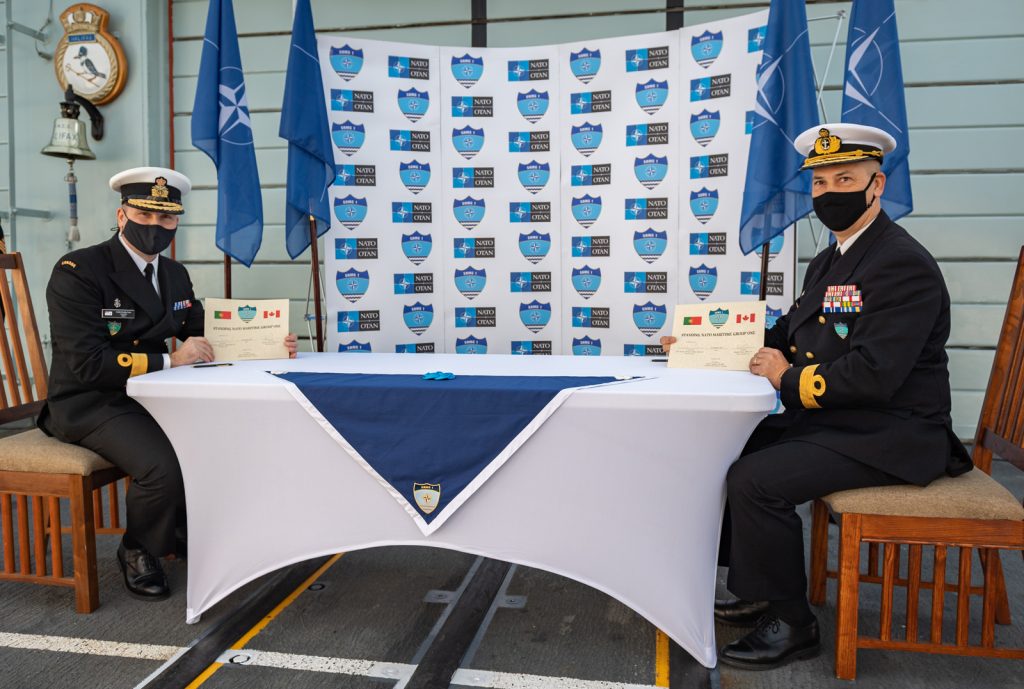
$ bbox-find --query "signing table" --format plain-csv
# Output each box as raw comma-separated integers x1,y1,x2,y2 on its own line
127,353,775,667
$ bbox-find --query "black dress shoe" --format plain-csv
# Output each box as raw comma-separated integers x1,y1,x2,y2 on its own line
719,615,820,670
714,598,771,627
116,541,170,601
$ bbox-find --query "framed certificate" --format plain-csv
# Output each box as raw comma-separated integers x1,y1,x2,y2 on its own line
667,301,766,371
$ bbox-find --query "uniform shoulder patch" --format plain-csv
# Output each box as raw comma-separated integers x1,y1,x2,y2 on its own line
60,260,77,269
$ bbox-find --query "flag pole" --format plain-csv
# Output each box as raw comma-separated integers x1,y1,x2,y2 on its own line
223,254,232,298
308,214,324,352
758,240,770,300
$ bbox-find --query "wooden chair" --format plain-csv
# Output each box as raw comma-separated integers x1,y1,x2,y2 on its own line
808,246,1024,678
0,252,126,612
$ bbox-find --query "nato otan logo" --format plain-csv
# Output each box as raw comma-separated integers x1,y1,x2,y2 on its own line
690,110,721,147
689,232,727,255
389,55,429,80
690,187,719,224
403,302,434,335
518,161,550,194
690,30,723,68
334,164,375,187
453,196,486,230
399,161,431,194
338,340,372,353
455,237,495,259
396,343,436,354
451,95,493,117
330,45,363,80
507,59,549,81
454,267,487,300
571,122,603,157
634,154,668,190
625,197,668,220
690,75,732,101
413,483,441,515
510,202,551,223
635,79,668,115
508,130,551,153
337,310,380,333
573,307,610,328
572,336,602,356
390,129,431,152
633,229,667,264
517,90,549,123
689,264,718,300
740,271,761,296
571,163,612,187
748,25,767,52
756,233,785,261
456,307,496,328
572,235,610,257
393,273,433,295
334,195,367,230
633,302,667,336
571,265,602,299
571,90,612,115
335,237,377,261
451,54,484,88
332,121,365,156
401,232,432,265
519,300,552,333
452,167,494,188
518,231,550,264
625,271,667,294
397,88,430,122
392,202,432,223
512,341,552,356
690,154,729,178
626,46,669,72
626,122,669,147
452,126,485,159
455,335,487,355
330,89,373,113
571,194,602,228
569,48,601,83
336,268,369,303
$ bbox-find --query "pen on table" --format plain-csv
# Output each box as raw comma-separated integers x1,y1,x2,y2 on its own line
193,362,233,368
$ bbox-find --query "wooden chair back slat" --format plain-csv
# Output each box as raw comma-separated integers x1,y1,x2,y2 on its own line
955,547,973,646
10,254,48,401
1,493,13,573
48,497,63,579
930,546,947,644
906,544,923,642
15,494,30,575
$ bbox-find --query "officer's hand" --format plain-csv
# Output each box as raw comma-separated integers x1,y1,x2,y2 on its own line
659,335,677,354
284,333,298,359
171,337,214,367
749,347,790,390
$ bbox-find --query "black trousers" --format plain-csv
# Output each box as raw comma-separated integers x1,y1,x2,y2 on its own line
77,412,184,556
721,416,905,602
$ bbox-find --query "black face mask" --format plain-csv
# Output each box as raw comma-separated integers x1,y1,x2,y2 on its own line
122,218,176,255
812,172,877,232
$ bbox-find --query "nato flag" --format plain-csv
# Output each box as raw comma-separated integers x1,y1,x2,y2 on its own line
738,0,817,255
280,0,334,259
842,0,912,220
191,0,263,267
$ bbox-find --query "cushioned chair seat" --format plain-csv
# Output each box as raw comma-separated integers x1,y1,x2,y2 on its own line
0,428,113,476
823,468,1024,521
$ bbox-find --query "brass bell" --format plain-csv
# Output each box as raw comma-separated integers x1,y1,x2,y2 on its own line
41,99,95,161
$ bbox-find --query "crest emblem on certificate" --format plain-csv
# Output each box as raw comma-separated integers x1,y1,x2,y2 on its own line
54,4,128,105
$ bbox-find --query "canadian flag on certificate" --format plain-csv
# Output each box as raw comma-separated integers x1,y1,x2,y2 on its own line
264,310,281,318
736,313,757,323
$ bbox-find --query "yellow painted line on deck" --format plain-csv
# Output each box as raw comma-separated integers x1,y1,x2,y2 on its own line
654,629,670,687
184,553,343,689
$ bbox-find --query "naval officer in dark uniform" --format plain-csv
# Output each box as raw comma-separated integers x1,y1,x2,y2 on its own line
38,167,296,600
662,124,971,669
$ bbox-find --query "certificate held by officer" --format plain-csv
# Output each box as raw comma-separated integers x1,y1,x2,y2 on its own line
204,298,291,361
666,301,766,371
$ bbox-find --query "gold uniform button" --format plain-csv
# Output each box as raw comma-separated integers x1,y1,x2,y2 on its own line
133,339,140,346
789,345,798,353
818,316,826,325
805,351,815,359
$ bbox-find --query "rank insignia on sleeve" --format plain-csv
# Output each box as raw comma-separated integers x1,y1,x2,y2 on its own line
107,322,122,336
822,284,862,313
834,321,849,339
60,260,77,269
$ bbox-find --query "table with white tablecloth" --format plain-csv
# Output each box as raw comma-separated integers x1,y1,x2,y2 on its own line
126,353,775,667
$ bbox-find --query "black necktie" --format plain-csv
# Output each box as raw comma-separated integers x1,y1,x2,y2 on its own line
828,248,841,270
143,263,157,294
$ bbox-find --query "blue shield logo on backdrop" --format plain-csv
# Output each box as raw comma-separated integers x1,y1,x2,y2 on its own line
634,154,668,190
401,232,432,265
636,79,668,115
571,194,602,229
690,188,719,224
571,266,602,299
330,45,363,80
451,54,484,88
338,340,372,353
399,161,431,194
519,231,550,264
517,161,550,194
397,88,429,122
689,264,718,300
691,30,723,68
453,196,486,230
336,269,369,303
334,195,367,230
632,302,667,337
756,233,785,261
519,300,552,333
766,306,783,331
455,335,487,354
516,90,549,123
570,48,601,83
403,302,434,335
709,308,729,329
452,126,484,160
331,121,365,156
572,336,601,356
634,229,667,264
454,267,487,300
690,110,720,147
570,122,603,157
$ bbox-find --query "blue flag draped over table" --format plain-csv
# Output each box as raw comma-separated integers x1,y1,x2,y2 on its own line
738,0,818,255
191,0,263,267
274,372,622,534
842,0,913,221
280,0,334,259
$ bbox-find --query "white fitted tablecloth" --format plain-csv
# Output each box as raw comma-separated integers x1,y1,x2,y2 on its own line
127,353,775,667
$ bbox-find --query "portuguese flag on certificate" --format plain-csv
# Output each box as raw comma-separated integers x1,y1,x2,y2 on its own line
682,316,702,325
214,310,232,319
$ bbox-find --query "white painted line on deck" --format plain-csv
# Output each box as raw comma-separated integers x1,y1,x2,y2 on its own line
0,632,184,661
451,668,662,689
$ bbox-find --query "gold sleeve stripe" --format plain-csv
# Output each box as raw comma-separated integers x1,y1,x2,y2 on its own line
799,364,826,409
129,353,149,377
